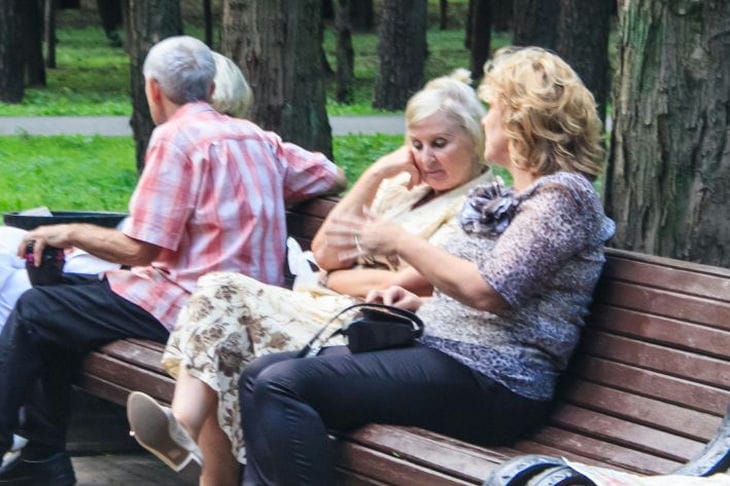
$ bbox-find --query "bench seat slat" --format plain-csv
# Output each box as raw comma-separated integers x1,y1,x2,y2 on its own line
336,440,476,485
580,331,730,389
570,356,730,415
589,305,730,358
548,404,706,462
594,281,730,330
97,340,168,373
604,250,730,297
560,381,721,440
342,425,504,483
81,351,174,403
524,426,684,475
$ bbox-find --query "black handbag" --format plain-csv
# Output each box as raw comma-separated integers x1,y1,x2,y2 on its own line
298,302,424,357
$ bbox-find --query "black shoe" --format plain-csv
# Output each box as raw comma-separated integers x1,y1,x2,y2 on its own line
0,452,76,485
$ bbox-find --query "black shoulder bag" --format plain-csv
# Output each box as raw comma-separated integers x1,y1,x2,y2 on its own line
297,302,424,358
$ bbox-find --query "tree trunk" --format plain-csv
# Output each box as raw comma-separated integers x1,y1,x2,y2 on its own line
350,0,373,31
0,0,24,102
439,0,448,30
606,0,730,267
373,0,427,110
333,0,354,103
97,0,123,46
556,0,610,122
44,0,57,68
492,0,512,31
126,0,182,172
469,0,491,81
22,0,46,87
203,0,213,47
222,0,333,159
512,0,559,50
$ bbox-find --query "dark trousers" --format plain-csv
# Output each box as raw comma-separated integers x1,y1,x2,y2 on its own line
239,345,550,486
0,274,168,456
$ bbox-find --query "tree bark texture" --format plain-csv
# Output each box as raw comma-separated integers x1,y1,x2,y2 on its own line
22,0,46,87
469,0,491,81
333,0,355,103
350,0,373,31
373,0,427,110
512,0,559,50
222,0,333,159
44,0,57,68
126,0,182,172
606,0,730,267
556,0,611,122
0,0,24,102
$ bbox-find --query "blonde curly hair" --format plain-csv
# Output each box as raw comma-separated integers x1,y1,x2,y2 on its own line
478,47,603,180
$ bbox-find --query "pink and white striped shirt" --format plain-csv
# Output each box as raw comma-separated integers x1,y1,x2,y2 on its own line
106,102,340,330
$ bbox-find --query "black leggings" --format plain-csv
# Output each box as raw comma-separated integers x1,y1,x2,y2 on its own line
239,345,549,486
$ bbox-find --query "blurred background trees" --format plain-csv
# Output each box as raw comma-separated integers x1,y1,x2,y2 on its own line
0,0,729,267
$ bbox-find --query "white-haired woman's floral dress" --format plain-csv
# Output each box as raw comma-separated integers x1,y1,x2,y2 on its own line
162,171,493,462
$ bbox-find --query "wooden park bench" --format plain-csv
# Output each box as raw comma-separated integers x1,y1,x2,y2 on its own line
76,196,730,484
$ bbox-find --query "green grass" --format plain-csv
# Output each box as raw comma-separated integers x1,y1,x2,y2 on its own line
0,134,405,214
0,136,137,212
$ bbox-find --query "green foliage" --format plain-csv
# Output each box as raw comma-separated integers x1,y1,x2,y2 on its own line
0,6,512,117
0,136,137,213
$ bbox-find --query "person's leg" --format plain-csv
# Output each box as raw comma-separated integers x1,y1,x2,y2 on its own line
170,366,240,485
238,351,301,486
198,413,240,486
0,276,167,462
239,346,549,486
171,366,218,441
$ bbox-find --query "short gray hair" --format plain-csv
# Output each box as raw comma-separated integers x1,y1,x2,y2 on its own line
143,35,216,105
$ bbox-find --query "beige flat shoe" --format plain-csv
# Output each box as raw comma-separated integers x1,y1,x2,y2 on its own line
126,391,202,481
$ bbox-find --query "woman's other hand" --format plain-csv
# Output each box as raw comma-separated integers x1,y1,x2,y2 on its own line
366,285,422,312
371,146,422,189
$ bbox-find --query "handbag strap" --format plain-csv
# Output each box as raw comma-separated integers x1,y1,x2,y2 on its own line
296,302,423,358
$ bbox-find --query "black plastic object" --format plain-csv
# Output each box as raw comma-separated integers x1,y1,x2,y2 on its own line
25,241,65,286
3,211,127,231
673,403,730,476
482,454,568,486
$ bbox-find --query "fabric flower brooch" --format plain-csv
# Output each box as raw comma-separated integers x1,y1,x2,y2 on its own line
459,178,519,235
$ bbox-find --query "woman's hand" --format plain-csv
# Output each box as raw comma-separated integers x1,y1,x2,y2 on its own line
365,285,422,312
324,212,407,264
370,146,422,189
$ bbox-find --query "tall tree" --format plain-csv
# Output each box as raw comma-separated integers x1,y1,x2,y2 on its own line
373,0,427,110
126,0,182,172
333,0,354,103
556,0,611,121
0,0,24,102
97,0,123,47
21,0,46,87
606,0,730,267
222,0,332,158
44,0,57,68
467,0,491,81
512,0,559,49
350,0,373,31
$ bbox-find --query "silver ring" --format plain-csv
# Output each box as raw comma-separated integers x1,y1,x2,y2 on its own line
354,234,364,254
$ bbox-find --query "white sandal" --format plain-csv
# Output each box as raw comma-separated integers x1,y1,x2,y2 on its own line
126,392,203,480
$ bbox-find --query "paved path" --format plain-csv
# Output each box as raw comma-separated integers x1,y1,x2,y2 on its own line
0,114,405,136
